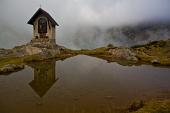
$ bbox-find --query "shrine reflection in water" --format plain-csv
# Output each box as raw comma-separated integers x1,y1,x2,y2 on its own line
28,60,58,97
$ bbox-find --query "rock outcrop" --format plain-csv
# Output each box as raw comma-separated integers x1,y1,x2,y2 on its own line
0,42,62,59
0,48,14,58
0,64,25,75
108,48,138,61
25,45,43,55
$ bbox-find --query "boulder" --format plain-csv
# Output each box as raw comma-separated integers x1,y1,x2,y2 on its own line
0,64,25,74
108,48,138,61
25,45,43,55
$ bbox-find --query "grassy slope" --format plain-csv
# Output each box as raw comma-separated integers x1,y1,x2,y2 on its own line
132,39,170,66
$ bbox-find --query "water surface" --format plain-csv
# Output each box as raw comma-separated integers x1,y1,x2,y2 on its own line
0,55,170,113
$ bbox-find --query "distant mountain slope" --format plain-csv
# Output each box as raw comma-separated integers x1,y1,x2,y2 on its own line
107,22,170,45
73,22,170,49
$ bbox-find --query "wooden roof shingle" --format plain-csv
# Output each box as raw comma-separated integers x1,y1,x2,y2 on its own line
27,8,59,26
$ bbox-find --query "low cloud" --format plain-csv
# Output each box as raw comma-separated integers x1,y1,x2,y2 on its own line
0,0,170,49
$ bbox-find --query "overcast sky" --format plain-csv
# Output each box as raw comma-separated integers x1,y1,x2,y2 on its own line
0,0,170,49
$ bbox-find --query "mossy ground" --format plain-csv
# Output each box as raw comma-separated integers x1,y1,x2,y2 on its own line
131,100,170,113
75,46,115,60
0,57,23,68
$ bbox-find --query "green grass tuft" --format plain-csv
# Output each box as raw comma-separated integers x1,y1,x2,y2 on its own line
132,100,170,113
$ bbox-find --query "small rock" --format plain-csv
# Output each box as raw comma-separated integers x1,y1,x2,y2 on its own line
151,59,160,64
128,100,145,112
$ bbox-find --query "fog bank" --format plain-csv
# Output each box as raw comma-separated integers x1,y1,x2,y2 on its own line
0,0,170,49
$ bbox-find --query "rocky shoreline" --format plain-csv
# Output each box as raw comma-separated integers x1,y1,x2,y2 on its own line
0,39,170,74
77,39,170,66
0,42,75,75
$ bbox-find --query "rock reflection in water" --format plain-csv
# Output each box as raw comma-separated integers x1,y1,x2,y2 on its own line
28,60,58,97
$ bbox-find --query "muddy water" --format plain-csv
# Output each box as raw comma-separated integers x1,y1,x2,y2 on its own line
0,55,170,113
